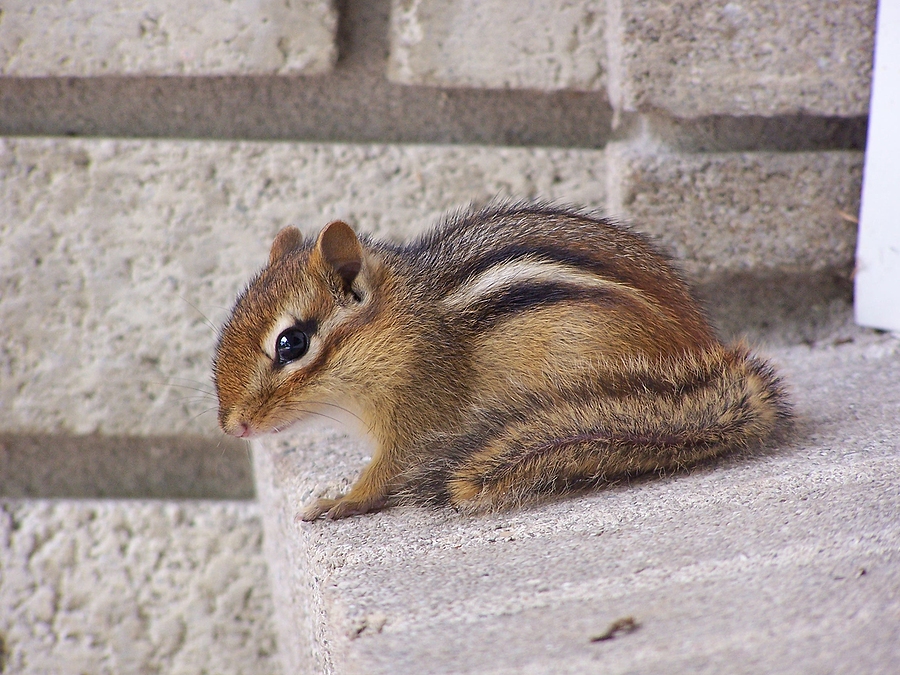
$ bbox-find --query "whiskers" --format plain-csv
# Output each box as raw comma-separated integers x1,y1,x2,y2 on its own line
178,293,224,336
137,376,219,435
143,378,217,404
163,378,217,399
186,405,218,425
307,401,371,432
272,400,374,437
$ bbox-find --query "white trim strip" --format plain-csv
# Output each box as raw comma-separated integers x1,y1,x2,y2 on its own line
855,0,900,332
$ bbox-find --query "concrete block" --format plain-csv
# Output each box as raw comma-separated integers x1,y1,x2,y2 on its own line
0,500,279,674
0,138,607,437
610,0,877,116
388,0,606,90
252,329,900,674
606,146,863,282
0,0,337,76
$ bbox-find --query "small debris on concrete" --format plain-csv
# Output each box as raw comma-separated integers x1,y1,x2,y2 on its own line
349,612,388,639
590,616,640,642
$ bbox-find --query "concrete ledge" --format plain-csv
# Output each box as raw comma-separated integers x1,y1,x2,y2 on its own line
0,499,279,674
612,0,876,116
0,0,337,76
388,0,606,90
252,328,900,674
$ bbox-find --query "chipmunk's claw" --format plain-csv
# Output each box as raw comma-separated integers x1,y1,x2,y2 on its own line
299,496,386,521
299,498,339,521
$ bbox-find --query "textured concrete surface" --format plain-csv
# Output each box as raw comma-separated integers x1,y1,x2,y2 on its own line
252,326,900,674
0,500,279,675
607,146,863,281
388,0,606,90
0,137,607,437
612,0,876,116
0,138,864,438
0,0,337,76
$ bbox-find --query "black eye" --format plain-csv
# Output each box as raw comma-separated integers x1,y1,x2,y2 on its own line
275,328,309,365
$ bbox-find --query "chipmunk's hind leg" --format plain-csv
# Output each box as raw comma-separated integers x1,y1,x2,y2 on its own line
447,346,790,514
445,413,659,514
446,439,594,513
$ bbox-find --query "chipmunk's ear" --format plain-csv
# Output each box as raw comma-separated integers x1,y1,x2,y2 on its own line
315,220,363,290
269,226,304,265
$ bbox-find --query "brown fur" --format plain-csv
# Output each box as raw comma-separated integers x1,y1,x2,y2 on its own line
213,204,791,520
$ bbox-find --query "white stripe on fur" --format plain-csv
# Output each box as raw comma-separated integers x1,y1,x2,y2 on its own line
443,257,629,310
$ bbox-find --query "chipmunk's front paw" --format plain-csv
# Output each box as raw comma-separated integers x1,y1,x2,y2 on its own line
299,496,386,521
325,497,387,520
299,498,340,521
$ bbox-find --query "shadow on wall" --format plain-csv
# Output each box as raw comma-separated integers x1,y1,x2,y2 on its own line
697,268,855,346
0,433,254,499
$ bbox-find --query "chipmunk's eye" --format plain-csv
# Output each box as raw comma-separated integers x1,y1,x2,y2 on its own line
275,328,309,365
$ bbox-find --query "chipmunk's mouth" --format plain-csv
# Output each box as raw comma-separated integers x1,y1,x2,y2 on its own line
221,413,273,439
225,401,359,439
225,421,286,439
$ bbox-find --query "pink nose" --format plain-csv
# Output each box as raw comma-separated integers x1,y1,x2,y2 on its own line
231,420,253,438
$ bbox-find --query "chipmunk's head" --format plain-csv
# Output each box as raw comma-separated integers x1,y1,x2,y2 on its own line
213,221,383,438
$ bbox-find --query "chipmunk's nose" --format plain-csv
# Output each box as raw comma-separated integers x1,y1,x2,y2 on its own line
221,412,256,439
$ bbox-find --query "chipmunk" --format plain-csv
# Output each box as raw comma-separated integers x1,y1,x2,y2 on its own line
214,204,790,520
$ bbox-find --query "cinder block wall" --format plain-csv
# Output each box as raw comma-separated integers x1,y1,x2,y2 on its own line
0,0,875,495
0,2,878,670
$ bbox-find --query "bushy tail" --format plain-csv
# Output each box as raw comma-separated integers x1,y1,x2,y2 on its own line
399,344,791,512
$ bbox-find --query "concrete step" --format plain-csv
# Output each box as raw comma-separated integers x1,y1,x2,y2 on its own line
251,324,900,674
0,499,279,674
0,0,336,76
